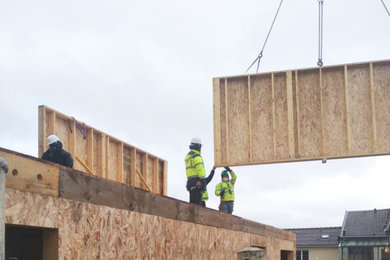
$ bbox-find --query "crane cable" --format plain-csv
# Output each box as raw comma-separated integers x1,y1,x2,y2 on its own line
317,0,324,67
380,0,390,16
245,0,285,73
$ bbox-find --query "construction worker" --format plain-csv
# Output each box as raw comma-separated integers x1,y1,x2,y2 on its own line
185,137,206,205
42,135,73,168
215,167,236,214
201,166,216,207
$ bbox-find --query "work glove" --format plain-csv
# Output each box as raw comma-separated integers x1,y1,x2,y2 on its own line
220,188,226,197
224,167,231,172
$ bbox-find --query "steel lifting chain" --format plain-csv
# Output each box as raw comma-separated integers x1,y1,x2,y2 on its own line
245,0,284,73
317,0,324,67
380,0,390,16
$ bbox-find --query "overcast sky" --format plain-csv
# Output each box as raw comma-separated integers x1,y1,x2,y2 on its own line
1,0,390,229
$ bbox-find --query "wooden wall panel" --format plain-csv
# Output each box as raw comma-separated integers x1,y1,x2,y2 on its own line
213,60,390,166
38,106,167,195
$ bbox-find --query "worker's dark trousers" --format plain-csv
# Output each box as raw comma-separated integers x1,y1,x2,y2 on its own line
189,188,202,205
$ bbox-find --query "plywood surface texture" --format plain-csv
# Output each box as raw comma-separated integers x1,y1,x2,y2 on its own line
6,189,295,259
38,105,167,195
213,60,390,166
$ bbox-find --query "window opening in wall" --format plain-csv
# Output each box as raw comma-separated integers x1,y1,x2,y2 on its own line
5,224,58,260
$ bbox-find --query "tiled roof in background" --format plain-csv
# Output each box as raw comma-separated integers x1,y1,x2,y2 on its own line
341,208,390,238
287,227,341,247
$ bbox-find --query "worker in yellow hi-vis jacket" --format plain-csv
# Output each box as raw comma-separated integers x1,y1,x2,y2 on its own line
185,137,206,205
215,167,237,214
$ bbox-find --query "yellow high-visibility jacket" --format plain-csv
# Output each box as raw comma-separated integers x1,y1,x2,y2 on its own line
185,149,206,179
215,170,237,201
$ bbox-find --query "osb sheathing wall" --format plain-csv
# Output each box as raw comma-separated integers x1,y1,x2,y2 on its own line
38,105,167,195
2,147,295,259
213,60,390,166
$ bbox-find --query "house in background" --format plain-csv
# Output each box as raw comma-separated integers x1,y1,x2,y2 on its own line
287,227,341,260
339,208,390,260
289,208,390,260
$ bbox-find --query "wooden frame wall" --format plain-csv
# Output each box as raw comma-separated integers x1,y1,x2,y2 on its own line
213,60,390,167
38,106,167,195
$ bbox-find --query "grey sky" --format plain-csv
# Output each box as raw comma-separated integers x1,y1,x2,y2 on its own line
1,0,390,229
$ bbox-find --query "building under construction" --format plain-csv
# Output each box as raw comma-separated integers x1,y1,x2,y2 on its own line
2,59,390,259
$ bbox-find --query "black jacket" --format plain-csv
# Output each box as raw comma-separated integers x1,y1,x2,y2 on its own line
42,141,73,168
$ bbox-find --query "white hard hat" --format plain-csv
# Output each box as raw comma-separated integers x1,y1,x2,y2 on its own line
47,134,60,145
190,137,202,145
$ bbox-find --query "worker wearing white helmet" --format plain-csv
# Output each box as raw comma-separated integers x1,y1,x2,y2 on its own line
184,137,207,205
42,134,73,168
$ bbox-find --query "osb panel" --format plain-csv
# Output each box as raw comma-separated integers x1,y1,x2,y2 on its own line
123,147,132,186
158,160,164,194
250,75,274,162
273,73,289,160
6,189,295,259
147,156,154,190
75,128,88,171
108,140,119,181
297,69,322,158
347,65,373,155
214,60,390,166
136,153,144,189
55,117,71,152
93,132,103,178
226,77,249,165
373,62,390,153
322,67,348,157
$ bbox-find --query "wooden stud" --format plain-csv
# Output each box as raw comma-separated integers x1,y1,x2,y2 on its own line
319,68,326,159
213,78,222,166
142,154,148,190
344,65,351,154
286,71,295,158
117,142,124,183
295,71,301,157
271,73,277,158
163,160,168,195
153,158,158,193
369,63,378,153
105,136,109,179
130,148,136,187
87,128,94,171
224,78,229,163
248,75,253,162
69,119,76,158
38,106,46,157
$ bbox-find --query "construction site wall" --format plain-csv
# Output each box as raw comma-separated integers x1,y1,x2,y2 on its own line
2,147,295,259
38,105,167,195
213,60,390,167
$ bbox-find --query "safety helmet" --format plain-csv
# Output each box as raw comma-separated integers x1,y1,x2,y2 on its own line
221,170,229,177
190,137,202,145
47,134,60,145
